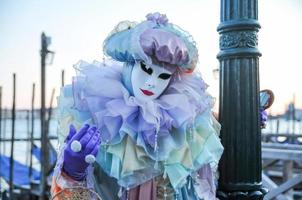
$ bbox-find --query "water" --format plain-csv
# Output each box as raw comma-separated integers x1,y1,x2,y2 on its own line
262,118,302,143
1,118,58,139
263,119,302,135
0,117,301,191
0,117,300,165
0,118,59,170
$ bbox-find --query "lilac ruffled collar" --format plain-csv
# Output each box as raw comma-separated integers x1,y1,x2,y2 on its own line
72,59,213,151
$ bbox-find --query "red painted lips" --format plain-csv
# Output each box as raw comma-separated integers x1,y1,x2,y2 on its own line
140,89,154,96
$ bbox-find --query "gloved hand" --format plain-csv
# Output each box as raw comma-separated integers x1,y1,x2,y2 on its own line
63,124,101,181
260,108,268,129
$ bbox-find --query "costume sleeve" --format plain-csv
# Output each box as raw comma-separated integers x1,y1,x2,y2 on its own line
50,85,95,199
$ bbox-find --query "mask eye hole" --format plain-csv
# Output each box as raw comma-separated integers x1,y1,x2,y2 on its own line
158,73,171,80
140,62,153,75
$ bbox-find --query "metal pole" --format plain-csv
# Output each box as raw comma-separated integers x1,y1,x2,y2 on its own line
217,0,267,199
40,32,49,200
9,73,16,199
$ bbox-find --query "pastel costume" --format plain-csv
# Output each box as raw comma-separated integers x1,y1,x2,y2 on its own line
51,13,224,200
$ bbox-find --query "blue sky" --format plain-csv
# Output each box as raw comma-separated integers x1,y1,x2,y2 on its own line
0,0,302,114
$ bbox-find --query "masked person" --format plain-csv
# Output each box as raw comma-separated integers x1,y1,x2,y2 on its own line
51,12,224,200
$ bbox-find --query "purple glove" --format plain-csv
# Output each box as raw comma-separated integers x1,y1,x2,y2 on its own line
63,124,101,181
260,108,268,128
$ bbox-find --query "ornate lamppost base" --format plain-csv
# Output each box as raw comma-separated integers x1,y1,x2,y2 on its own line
217,187,268,200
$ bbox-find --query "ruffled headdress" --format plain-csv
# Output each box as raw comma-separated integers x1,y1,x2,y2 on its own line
103,12,199,72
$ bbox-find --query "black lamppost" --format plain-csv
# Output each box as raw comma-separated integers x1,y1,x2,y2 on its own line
40,32,54,200
217,0,267,199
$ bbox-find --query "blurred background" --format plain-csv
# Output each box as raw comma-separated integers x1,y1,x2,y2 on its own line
0,0,302,199
0,0,302,114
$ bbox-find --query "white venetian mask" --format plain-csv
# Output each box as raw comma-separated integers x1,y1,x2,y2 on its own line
131,61,174,101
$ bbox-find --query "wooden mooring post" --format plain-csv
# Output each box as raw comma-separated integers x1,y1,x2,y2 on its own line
217,0,267,199
46,88,55,137
262,142,302,199
40,32,48,200
26,110,30,169
3,108,7,155
29,83,35,190
9,73,16,199
0,86,2,191
61,70,65,87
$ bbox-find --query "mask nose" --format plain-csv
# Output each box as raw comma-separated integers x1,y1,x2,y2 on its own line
145,77,156,89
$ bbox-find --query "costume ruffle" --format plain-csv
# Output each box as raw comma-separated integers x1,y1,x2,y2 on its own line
57,59,223,191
